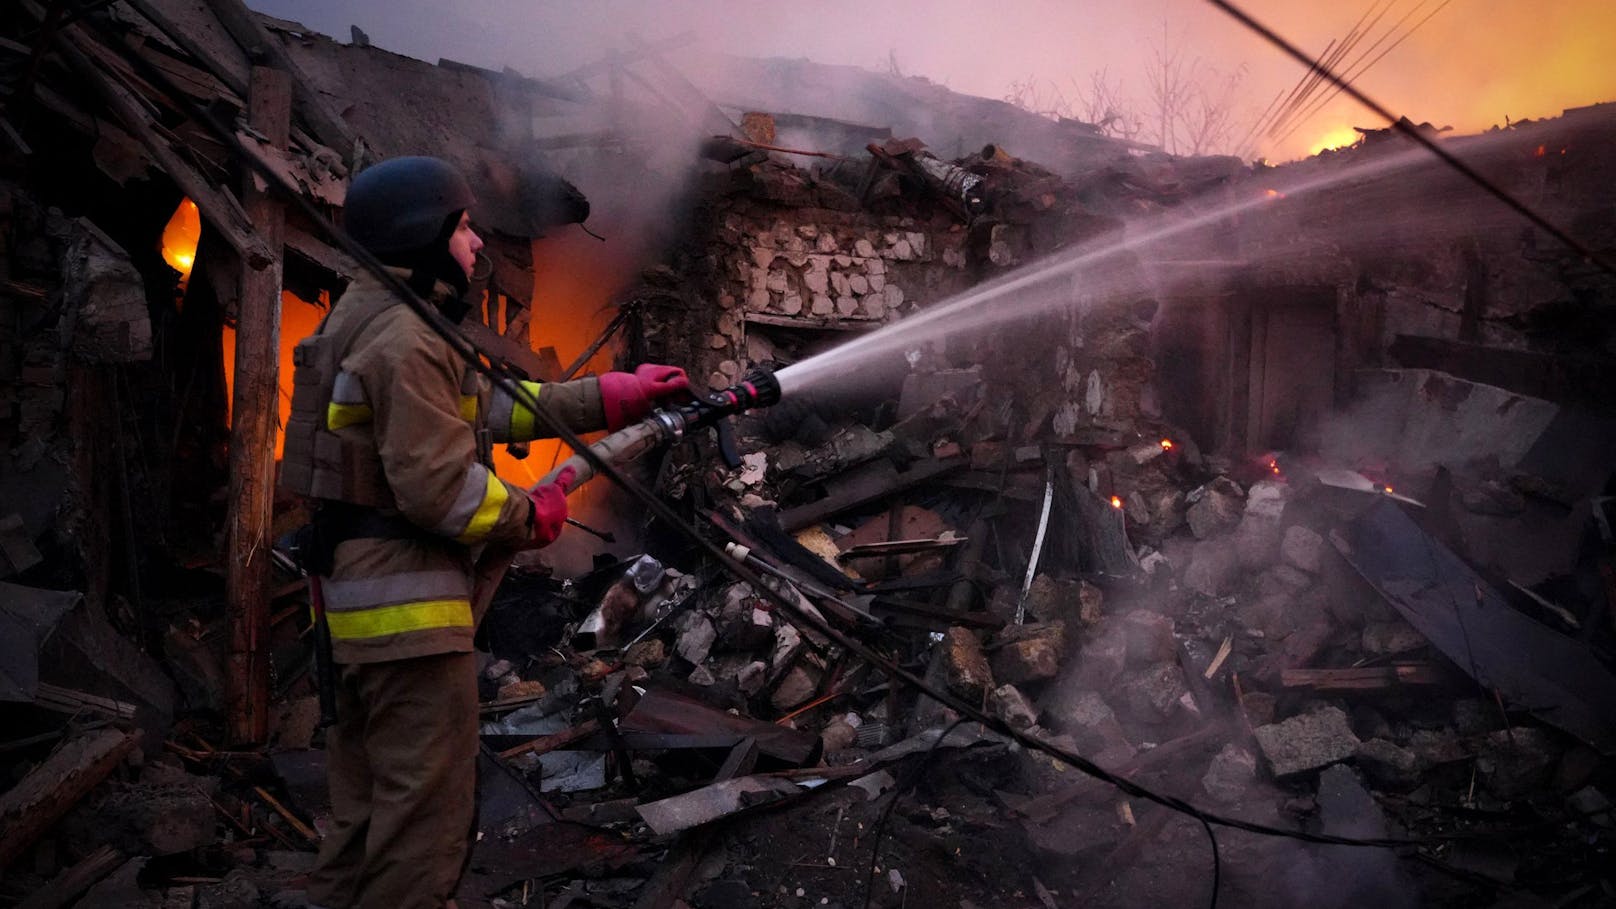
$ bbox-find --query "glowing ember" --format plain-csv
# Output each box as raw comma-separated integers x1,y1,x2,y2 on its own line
1268,459,1281,475
1110,496,1123,509
1383,485,1394,494
1263,188,1284,199
1160,439,1174,450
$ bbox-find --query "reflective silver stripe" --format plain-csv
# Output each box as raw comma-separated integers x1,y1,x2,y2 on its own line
331,370,367,404
322,569,471,611
433,462,492,537
488,387,516,443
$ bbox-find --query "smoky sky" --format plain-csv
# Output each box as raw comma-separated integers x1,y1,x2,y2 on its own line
248,0,1616,160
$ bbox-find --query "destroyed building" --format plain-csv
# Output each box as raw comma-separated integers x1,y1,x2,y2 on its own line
1,2,1614,908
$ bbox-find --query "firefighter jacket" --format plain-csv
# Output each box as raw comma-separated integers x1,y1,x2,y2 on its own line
280,270,607,663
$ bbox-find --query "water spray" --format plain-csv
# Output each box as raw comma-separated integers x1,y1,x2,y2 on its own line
776,126,1600,400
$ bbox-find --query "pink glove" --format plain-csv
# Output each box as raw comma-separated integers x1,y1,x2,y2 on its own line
525,467,576,549
598,363,691,430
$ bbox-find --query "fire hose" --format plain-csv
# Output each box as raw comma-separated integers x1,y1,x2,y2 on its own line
84,17,1583,906
468,367,782,620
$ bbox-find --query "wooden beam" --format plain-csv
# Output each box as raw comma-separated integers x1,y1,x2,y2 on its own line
0,729,140,870
630,735,757,909
1015,722,1227,824
121,0,250,98
779,457,964,533
458,318,561,382
206,0,358,163
41,14,267,266
494,719,601,761
17,844,124,909
1281,664,1446,692
1389,333,1616,413
224,65,292,747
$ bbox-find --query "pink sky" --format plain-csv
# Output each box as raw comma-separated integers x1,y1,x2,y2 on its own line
250,0,1616,161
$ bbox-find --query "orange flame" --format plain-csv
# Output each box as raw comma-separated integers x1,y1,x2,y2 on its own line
222,291,327,457
160,198,200,286
1383,485,1394,494
1263,189,1284,200
1268,459,1281,475
1160,439,1174,450
1110,495,1123,509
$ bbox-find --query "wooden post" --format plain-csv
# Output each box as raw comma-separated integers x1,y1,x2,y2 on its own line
225,64,291,746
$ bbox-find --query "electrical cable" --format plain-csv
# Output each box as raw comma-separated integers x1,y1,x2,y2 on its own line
64,4,1451,851
1207,0,1616,281
1271,0,1456,149
70,0,1607,867
860,717,971,909
1198,815,1221,909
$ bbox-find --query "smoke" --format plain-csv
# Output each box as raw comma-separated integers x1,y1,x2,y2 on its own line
251,0,1616,163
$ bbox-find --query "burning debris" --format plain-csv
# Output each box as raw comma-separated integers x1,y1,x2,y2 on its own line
1,1,1615,908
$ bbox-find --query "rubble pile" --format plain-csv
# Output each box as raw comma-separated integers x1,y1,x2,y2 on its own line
3,2,1615,907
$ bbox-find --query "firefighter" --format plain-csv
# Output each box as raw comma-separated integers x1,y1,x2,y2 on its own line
281,156,688,908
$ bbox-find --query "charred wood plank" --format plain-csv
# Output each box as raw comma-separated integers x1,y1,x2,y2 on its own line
715,737,760,781
586,729,761,909
1281,665,1446,691
0,729,141,869
1389,334,1616,413
121,0,249,97
631,822,717,909
871,596,1003,631
458,318,560,381
1015,723,1226,824
207,0,358,162
1336,499,1616,753
32,683,137,722
494,719,601,761
620,689,821,767
16,843,124,909
779,457,964,533
1075,805,1176,903
44,17,270,267
225,64,291,746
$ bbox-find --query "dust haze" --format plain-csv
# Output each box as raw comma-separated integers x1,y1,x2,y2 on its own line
251,0,1616,162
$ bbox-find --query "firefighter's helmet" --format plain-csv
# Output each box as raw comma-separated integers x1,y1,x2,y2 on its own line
343,156,475,256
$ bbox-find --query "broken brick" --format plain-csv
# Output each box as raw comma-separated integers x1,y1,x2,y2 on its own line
1120,610,1176,665
990,622,1066,686
939,627,995,703
989,684,1039,730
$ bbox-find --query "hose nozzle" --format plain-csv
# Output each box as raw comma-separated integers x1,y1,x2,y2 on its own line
727,366,781,412
650,366,781,467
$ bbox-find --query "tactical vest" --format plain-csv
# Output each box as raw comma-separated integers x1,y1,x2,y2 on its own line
279,292,403,509
281,288,493,512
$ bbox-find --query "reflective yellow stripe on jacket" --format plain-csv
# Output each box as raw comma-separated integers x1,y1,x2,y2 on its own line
324,599,472,639
326,370,373,430
326,369,480,432
434,462,510,544
320,569,474,641
488,380,546,442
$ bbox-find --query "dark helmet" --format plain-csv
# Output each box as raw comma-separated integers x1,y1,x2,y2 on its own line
343,156,475,256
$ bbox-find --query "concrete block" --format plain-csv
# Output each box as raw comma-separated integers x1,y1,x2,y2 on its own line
1253,706,1361,777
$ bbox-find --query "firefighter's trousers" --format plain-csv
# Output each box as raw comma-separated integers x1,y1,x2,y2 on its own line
306,651,478,909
